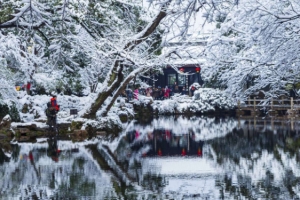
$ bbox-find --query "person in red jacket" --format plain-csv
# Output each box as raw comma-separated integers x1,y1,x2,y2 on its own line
47,95,60,129
50,95,60,112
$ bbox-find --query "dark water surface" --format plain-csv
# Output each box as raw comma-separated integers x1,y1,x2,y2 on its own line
1,116,300,200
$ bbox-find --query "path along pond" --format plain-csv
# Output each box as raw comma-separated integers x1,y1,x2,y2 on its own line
0,116,300,200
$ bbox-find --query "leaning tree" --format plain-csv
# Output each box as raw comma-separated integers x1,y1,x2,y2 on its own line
80,0,239,118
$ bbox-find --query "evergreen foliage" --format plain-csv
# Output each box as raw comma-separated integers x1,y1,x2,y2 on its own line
0,103,9,120
8,103,20,122
0,103,20,122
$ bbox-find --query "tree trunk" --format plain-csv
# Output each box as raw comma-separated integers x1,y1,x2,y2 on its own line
83,62,123,119
101,73,138,116
83,1,170,118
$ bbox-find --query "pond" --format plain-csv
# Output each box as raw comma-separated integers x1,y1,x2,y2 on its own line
0,116,300,200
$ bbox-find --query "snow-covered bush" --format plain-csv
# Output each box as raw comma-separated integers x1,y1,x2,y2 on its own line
152,88,236,114
194,88,236,109
132,95,153,106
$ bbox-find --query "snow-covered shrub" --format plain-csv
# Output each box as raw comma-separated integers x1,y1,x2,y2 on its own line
8,103,20,122
152,88,236,114
194,88,236,110
108,97,135,119
190,82,202,90
132,95,153,106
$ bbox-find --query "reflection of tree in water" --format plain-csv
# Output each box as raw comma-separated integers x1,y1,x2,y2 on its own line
215,170,300,199
11,144,20,162
209,127,298,165
141,173,167,192
2,141,123,199
45,138,98,199
0,148,9,164
50,157,97,199
216,174,252,199
111,127,204,199
47,136,59,162
208,125,300,199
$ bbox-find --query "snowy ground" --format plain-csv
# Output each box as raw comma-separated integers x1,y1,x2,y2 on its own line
9,88,236,130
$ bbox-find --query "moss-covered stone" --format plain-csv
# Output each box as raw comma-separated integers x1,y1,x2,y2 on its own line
34,111,41,119
0,115,11,129
71,121,84,131
85,120,122,138
119,114,128,122
22,104,29,113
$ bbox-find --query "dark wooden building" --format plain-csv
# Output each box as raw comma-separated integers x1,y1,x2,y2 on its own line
143,64,204,93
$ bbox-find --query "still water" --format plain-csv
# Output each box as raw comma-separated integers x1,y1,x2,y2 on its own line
1,116,300,200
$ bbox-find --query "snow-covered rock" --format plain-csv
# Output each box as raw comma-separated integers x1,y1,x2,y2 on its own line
0,115,11,129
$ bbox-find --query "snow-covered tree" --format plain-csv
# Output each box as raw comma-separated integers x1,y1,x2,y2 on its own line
81,0,239,118
203,0,300,100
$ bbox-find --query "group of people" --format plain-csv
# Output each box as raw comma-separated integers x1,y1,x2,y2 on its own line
124,84,193,101
153,86,172,100
15,81,32,95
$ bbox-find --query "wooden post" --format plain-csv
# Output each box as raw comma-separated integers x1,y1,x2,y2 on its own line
271,118,274,130
187,134,190,152
254,97,256,111
271,98,273,110
248,98,251,105
186,75,188,97
154,133,156,151
153,72,155,88
238,100,240,110
291,97,294,110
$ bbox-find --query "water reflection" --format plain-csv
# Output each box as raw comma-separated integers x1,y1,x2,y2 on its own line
126,130,203,157
1,116,300,199
0,137,117,200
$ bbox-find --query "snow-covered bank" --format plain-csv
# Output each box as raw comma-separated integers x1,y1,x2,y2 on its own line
151,88,237,115
7,92,133,135
1,88,237,140
10,88,235,125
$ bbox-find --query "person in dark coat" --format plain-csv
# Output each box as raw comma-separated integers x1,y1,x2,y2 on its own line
47,95,60,127
126,88,133,101
152,88,160,100
181,87,187,95
159,87,165,100
290,89,298,98
172,82,179,96
191,86,196,96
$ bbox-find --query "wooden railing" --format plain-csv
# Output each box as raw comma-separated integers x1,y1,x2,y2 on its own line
238,98,300,109
237,97,300,117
